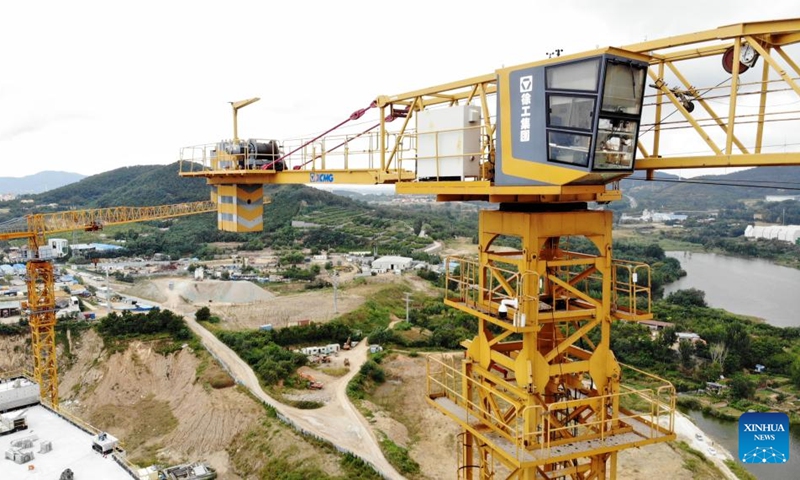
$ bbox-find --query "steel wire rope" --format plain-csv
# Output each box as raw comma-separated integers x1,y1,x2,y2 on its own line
639,77,731,137
624,177,800,191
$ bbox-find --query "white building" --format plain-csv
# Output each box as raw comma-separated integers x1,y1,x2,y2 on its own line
744,225,800,244
765,195,800,202
371,256,413,273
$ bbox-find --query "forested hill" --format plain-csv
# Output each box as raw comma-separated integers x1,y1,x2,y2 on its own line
33,163,210,207
0,163,479,259
621,166,800,210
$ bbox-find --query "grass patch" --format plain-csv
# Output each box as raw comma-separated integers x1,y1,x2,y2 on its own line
195,352,235,389
226,414,383,480
724,460,757,480
379,435,420,476
319,367,349,377
669,441,725,479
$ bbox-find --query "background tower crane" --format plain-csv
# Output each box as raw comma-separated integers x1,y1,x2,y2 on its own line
0,201,216,408
173,16,800,479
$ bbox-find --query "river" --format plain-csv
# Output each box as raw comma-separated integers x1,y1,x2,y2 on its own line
664,251,800,328
680,407,799,480
664,251,799,478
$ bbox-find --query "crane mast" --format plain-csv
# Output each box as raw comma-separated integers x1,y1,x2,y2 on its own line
177,17,800,480
0,201,216,408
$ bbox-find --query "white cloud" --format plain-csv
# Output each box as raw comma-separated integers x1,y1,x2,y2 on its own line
1,0,799,178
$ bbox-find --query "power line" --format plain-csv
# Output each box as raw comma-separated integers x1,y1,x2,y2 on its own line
625,177,800,191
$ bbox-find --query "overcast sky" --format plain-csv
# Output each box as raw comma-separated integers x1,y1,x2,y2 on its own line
2,1,799,180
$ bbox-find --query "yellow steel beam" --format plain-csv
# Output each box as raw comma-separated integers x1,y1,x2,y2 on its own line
747,35,800,98
635,152,800,170
623,18,800,53
727,38,742,155
543,320,600,363
30,201,217,236
376,73,495,107
649,44,731,63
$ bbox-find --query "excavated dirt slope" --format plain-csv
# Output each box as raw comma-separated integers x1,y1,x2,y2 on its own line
0,329,347,479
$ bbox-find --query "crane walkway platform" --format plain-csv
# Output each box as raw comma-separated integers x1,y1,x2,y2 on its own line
431,396,673,466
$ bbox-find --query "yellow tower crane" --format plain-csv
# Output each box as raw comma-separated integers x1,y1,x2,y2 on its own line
179,18,800,479
0,201,217,408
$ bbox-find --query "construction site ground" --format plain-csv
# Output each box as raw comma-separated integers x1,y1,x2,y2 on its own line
126,274,735,479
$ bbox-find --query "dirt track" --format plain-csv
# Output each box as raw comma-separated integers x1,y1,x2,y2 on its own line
148,278,405,480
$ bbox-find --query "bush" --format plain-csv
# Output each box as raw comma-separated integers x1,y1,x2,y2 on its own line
666,288,708,308
97,309,188,339
195,306,211,322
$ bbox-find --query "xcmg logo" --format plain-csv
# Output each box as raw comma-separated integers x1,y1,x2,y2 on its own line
738,412,789,464
309,173,334,183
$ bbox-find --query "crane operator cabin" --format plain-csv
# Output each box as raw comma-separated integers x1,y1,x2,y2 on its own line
494,50,648,187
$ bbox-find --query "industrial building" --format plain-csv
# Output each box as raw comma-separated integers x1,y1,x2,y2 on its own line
0,301,21,318
371,256,413,273
744,224,800,244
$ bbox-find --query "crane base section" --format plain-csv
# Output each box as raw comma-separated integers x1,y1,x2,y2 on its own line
425,208,674,479
215,184,264,232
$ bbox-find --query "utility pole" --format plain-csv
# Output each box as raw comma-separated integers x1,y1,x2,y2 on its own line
332,271,339,314
405,292,411,323
105,267,111,313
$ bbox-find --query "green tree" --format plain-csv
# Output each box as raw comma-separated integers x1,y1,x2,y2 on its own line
666,288,707,308
678,339,695,369
659,327,677,347
791,357,800,389
728,374,756,400
195,306,211,322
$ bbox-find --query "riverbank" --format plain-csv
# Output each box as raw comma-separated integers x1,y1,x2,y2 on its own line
667,410,738,479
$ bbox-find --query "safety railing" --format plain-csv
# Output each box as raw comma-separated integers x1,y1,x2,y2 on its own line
415,123,485,181
427,354,536,462
427,355,675,464
179,118,493,182
444,256,539,328
612,260,652,319
548,253,652,319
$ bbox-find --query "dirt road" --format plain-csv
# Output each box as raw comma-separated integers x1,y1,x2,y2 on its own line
144,281,405,480
184,317,403,479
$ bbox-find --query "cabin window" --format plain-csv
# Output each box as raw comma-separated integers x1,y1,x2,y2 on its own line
547,131,591,167
593,118,637,169
546,58,601,91
548,95,595,131
601,62,646,115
